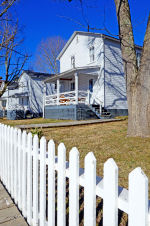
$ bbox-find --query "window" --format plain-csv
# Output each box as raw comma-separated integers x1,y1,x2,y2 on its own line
2,100,6,107
70,82,75,91
54,83,57,90
89,46,95,62
19,97,29,106
89,79,94,92
136,52,141,67
71,55,75,68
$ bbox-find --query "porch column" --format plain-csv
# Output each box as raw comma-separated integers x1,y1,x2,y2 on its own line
75,72,78,105
43,84,46,118
57,79,60,105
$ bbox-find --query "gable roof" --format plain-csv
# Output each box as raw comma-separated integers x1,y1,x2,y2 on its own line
57,31,142,60
23,70,53,80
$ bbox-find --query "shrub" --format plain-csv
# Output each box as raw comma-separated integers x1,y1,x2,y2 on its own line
30,127,43,139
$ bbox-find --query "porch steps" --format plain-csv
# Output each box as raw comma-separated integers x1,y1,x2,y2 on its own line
77,104,111,120
88,105,112,119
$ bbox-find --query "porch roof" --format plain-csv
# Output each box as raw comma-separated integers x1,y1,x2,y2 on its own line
1,92,28,99
44,66,100,83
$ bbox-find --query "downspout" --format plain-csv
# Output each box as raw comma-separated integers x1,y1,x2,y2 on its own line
102,35,105,109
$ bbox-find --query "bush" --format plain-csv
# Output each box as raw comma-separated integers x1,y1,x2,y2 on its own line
30,127,43,139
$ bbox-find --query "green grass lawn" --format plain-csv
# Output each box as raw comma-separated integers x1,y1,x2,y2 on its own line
0,117,69,127
40,119,150,194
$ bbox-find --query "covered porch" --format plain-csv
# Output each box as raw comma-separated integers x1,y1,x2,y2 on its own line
44,66,101,106
44,66,104,120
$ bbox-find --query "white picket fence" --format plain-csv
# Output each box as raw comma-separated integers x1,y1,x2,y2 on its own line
0,123,149,226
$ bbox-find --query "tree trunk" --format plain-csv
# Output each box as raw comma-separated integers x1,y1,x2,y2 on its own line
114,0,150,137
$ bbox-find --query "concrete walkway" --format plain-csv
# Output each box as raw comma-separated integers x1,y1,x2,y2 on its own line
0,182,27,225
16,118,124,129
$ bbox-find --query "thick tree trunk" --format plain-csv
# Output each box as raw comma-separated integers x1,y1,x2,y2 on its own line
114,0,150,137
137,14,150,136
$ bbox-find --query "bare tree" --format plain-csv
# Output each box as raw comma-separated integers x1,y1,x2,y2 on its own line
0,0,17,18
0,19,28,97
35,36,65,73
113,0,150,137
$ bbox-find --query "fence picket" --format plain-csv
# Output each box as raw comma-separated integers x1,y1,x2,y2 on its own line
1,125,5,183
57,143,66,226
14,128,18,203
22,130,27,217
129,167,148,226
48,139,55,226
84,152,96,226
6,126,8,190
17,129,22,210
69,147,79,226
4,125,7,186
33,135,39,226
40,137,46,226
10,126,14,197
6,126,10,192
103,158,118,226
27,133,33,224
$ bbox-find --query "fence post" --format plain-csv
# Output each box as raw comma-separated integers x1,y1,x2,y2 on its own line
84,152,96,226
27,132,33,225
57,143,66,226
40,136,46,226
69,147,79,226
48,139,55,226
129,167,148,226
103,158,118,226
22,130,27,217
33,135,39,226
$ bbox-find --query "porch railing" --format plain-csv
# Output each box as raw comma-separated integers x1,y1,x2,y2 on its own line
45,90,89,106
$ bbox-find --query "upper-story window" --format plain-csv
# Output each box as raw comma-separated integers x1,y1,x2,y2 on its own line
71,55,75,68
136,52,141,67
89,46,95,62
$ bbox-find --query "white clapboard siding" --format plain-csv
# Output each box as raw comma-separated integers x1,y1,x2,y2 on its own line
0,123,150,226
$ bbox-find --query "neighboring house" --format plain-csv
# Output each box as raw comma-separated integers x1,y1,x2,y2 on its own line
44,31,142,120
1,70,53,119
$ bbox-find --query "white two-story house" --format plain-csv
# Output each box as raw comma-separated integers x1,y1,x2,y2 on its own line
1,70,52,119
44,31,142,120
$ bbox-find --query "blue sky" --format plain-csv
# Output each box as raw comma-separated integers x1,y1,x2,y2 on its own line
13,0,150,70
